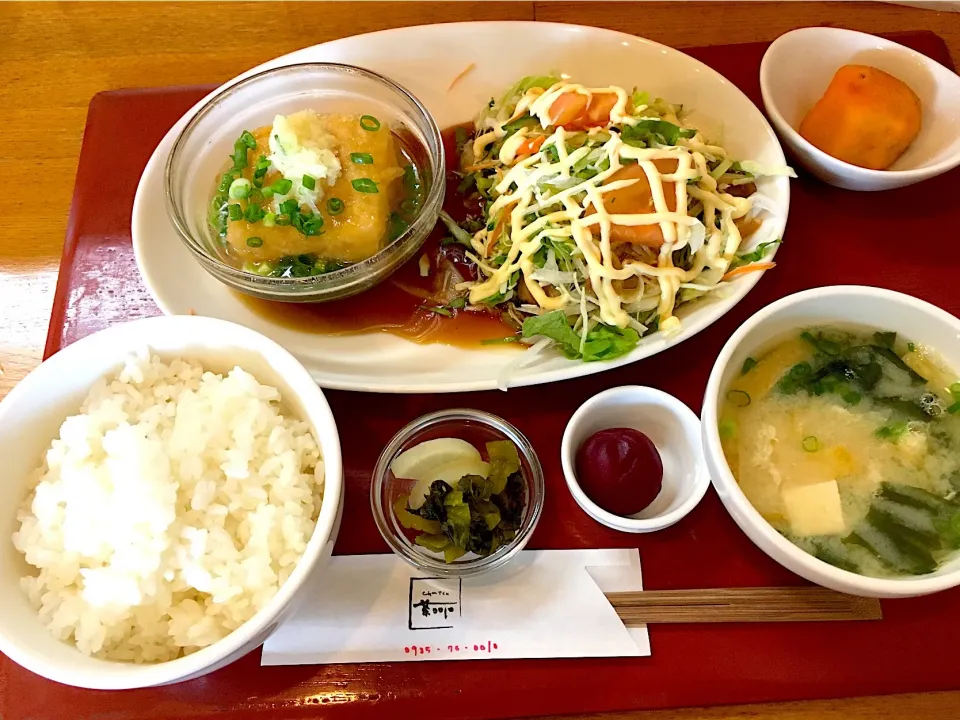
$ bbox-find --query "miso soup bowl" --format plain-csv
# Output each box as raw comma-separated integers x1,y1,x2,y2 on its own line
702,286,960,598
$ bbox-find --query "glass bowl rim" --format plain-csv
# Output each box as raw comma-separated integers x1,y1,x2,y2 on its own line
370,408,545,578
163,61,445,288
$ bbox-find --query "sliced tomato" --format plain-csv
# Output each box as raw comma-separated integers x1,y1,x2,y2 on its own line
585,159,679,248
548,92,589,127
547,91,619,130
580,92,618,128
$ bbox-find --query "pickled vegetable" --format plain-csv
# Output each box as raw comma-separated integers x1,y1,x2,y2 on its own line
394,439,526,561
575,428,663,516
799,65,921,170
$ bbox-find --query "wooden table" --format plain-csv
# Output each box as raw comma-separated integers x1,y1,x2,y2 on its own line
2,2,959,718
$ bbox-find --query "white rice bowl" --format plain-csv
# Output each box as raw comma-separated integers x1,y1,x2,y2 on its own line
12,353,324,663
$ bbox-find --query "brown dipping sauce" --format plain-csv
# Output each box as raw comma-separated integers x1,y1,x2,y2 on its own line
237,125,516,348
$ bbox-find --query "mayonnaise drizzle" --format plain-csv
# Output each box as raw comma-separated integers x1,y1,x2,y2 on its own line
467,81,755,331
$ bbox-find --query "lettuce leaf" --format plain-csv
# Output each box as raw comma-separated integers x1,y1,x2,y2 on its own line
502,75,561,104
487,75,562,121
581,323,640,362
621,119,696,148
521,310,582,352
728,239,780,271
521,310,640,362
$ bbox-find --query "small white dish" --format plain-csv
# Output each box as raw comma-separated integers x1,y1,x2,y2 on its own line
760,27,960,191
560,386,709,533
0,315,343,689
702,286,960,598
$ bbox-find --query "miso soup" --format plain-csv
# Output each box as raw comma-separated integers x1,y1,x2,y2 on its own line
720,326,960,578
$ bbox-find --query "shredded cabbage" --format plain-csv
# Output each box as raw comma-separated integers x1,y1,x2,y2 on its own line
460,76,792,364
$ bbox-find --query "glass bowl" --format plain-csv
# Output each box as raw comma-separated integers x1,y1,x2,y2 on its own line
371,409,545,578
164,62,444,303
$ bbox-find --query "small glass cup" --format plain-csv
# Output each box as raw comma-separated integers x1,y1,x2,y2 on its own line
371,409,545,577
164,62,444,303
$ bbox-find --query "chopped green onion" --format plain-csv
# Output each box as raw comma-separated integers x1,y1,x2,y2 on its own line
908,342,917,353
244,204,264,223
327,197,345,215
741,357,758,375
448,297,466,310
227,203,242,221
279,198,299,215
726,389,751,408
217,170,237,192
228,178,252,200
239,131,257,150
261,187,275,199
419,305,453,317
950,382,960,398
246,236,263,248
842,389,862,406
480,336,521,345
802,435,820,452
875,422,908,441
359,114,381,131
271,178,293,195
297,212,325,236
275,215,291,226
350,152,374,164
351,178,379,194
242,260,276,277
718,418,737,440
262,212,277,228
231,141,249,169
302,174,316,190
949,401,960,415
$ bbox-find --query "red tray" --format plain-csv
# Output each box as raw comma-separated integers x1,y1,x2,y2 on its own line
12,31,960,720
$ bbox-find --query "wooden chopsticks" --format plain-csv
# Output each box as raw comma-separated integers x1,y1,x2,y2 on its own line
606,586,883,625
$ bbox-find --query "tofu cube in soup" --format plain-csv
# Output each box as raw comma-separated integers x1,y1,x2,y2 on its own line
782,480,846,537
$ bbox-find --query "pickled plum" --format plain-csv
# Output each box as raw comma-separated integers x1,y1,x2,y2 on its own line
575,428,663,516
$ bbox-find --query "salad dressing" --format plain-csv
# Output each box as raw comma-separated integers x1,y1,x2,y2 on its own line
462,80,769,333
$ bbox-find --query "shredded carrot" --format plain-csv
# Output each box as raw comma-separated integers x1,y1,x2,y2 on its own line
515,135,546,159
722,262,776,281
448,62,476,92
484,201,518,255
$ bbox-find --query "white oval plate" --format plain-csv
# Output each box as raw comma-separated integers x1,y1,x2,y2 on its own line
133,21,789,393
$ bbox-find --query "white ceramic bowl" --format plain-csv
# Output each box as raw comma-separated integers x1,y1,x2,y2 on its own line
760,27,960,191
561,386,709,533
0,315,343,688
702,286,960,598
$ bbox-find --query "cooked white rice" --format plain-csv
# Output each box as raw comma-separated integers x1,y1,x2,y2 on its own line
12,353,324,663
